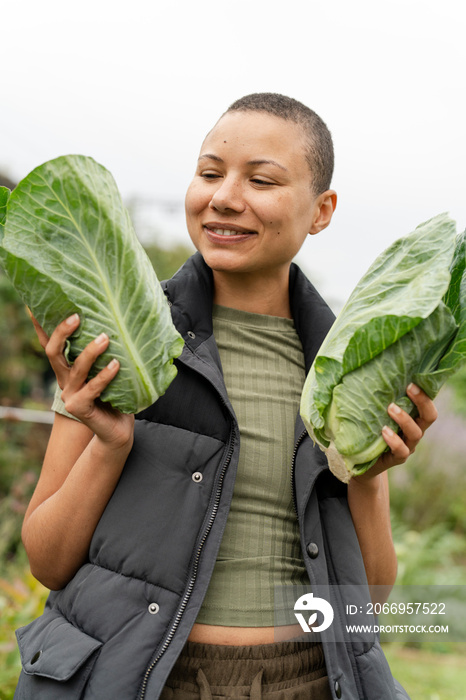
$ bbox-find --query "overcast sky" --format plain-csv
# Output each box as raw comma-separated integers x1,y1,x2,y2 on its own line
2,0,465,308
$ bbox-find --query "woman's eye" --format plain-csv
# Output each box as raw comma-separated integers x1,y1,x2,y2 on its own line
251,178,274,186
200,172,220,180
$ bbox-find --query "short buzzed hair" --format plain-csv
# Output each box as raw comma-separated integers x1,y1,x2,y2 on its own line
225,93,334,195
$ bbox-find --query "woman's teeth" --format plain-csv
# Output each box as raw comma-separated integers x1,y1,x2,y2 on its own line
211,228,250,236
206,226,255,236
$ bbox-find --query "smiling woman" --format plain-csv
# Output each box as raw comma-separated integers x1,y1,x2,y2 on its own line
11,93,431,700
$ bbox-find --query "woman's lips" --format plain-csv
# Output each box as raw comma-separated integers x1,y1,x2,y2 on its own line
203,224,257,242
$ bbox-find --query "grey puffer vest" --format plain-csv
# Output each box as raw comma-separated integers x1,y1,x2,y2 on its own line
14,253,409,700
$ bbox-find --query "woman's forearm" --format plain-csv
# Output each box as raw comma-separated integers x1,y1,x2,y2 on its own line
22,433,132,590
347,472,397,599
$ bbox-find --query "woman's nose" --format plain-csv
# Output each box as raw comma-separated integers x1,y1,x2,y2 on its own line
209,177,246,213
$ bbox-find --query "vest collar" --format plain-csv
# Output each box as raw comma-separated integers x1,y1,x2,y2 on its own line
163,252,334,372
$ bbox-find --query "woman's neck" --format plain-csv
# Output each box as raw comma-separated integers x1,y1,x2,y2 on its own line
212,268,292,318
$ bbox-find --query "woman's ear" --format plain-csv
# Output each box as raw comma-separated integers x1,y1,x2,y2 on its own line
309,190,337,235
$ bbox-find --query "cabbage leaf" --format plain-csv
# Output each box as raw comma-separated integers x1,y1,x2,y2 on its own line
300,213,466,482
0,155,184,414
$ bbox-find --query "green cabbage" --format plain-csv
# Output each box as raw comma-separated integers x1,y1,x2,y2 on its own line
0,155,184,414
300,213,466,483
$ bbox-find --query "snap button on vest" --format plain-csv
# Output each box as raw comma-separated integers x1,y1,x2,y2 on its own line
187,330,196,339
192,472,203,482
335,679,342,698
307,542,319,559
148,603,160,615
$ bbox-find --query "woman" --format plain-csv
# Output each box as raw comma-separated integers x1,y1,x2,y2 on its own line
15,93,436,699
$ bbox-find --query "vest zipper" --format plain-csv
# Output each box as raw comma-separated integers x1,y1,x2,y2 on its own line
290,428,308,517
138,425,236,699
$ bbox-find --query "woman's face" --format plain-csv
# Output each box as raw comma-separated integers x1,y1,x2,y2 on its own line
185,111,329,280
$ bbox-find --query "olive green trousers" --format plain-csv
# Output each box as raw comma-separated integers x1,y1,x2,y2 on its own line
160,639,332,699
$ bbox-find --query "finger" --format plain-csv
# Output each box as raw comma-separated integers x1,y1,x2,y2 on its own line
46,314,80,357
84,359,120,402
381,425,411,465
387,402,423,449
65,332,110,394
45,314,81,384
26,307,50,349
406,383,438,431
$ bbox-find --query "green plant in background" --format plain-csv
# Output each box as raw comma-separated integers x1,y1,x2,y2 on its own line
389,387,466,536
0,411,52,573
392,520,466,586
449,363,466,416
0,468,39,569
0,568,49,699
144,242,195,283
0,272,50,405
383,645,466,700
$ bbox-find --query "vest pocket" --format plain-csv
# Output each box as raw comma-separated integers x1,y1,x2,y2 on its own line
14,608,102,699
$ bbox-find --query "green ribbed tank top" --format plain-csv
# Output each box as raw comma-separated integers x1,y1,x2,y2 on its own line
196,305,309,627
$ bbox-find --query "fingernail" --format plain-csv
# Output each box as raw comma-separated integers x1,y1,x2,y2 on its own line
95,333,108,345
66,313,80,326
107,358,118,369
382,425,395,436
407,383,420,395
389,402,401,414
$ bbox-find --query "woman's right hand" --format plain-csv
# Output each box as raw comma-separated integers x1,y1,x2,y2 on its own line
30,311,134,450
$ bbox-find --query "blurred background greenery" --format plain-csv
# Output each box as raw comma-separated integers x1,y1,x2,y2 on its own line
0,225,465,698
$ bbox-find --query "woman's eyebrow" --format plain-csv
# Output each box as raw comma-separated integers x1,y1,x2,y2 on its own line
247,159,288,172
198,154,223,163
198,154,288,171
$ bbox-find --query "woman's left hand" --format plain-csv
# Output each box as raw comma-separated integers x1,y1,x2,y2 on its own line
356,383,438,481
